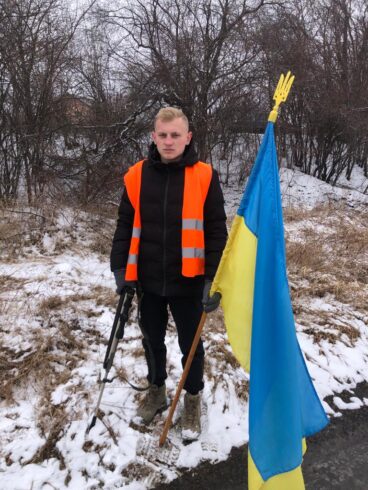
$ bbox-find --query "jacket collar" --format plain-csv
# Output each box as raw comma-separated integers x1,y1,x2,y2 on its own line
147,140,199,169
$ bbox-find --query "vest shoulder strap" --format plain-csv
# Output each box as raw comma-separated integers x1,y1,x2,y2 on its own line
124,160,144,209
193,161,212,200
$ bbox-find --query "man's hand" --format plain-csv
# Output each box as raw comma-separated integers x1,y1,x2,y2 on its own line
202,279,221,313
113,268,137,295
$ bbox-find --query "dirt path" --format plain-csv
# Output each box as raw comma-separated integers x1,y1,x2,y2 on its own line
155,383,368,489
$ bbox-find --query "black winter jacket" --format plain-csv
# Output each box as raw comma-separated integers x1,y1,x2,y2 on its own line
110,141,227,297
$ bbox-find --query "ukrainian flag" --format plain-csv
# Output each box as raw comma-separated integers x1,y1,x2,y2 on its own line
212,121,329,489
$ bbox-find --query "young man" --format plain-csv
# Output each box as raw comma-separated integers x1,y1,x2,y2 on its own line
110,107,227,440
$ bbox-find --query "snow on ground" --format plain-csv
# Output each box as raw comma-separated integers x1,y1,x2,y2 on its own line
280,166,368,210
223,165,368,218
0,168,367,489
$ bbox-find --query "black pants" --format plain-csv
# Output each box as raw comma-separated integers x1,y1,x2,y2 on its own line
139,291,204,395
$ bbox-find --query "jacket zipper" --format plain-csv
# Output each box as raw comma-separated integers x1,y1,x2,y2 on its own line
162,167,169,296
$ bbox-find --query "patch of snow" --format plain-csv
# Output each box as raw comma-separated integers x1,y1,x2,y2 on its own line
333,396,364,410
223,167,368,218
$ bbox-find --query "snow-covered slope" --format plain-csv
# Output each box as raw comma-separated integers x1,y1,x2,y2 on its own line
0,168,367,489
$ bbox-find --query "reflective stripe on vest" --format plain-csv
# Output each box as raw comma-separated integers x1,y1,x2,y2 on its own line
124,160,212,280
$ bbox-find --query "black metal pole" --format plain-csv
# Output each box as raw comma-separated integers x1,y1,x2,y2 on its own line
86,287,135,433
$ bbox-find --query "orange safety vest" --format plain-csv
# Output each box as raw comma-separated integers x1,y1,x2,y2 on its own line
124,160,212,280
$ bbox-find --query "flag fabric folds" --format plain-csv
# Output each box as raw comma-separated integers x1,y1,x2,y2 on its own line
212,121,329,489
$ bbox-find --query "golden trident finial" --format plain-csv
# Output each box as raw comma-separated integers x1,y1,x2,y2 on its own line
268,71,295,123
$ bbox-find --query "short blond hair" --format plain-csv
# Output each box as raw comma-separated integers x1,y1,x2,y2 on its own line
154,107,189,129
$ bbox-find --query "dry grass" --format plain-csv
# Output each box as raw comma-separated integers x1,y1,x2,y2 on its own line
301,327,340,344
93,286,117,309
300,323,360,346
37,286,118,319
338,323,361,343
0,221,23,243
0,200,117,261
121,462,153,480
0,319,86,403
203,310,249,401
0,274,27,289
27,404,68,466
0,336,59,403
296,304,362,345
89,233,114,256
1,199,365,476
77,205,116,257
38,295,66,314
0,275,27,315
290,273,367,310
0,278,128,467
1,316,89,468
283,203,333,223
0,202,57,259
286,204,367,312
286,239,328,273
329,280,366,308
288,210,367,344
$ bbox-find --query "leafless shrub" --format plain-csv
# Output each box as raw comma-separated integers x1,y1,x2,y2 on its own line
0,203,57,259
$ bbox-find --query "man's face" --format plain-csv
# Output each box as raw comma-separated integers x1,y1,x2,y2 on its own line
152,117,192,162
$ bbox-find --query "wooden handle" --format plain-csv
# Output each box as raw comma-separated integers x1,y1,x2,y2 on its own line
159,311,207,447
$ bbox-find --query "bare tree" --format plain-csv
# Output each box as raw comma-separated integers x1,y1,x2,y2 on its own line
258,0,368,186
0,60,22,201
0,0,96,204
2,0,367,205
52,19,158,205
99,0,271,162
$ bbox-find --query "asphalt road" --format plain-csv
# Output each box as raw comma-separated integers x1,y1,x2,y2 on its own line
155,383,368,490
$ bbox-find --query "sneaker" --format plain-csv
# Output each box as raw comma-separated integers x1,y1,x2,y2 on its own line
136,384,167,424
182,392,201,441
